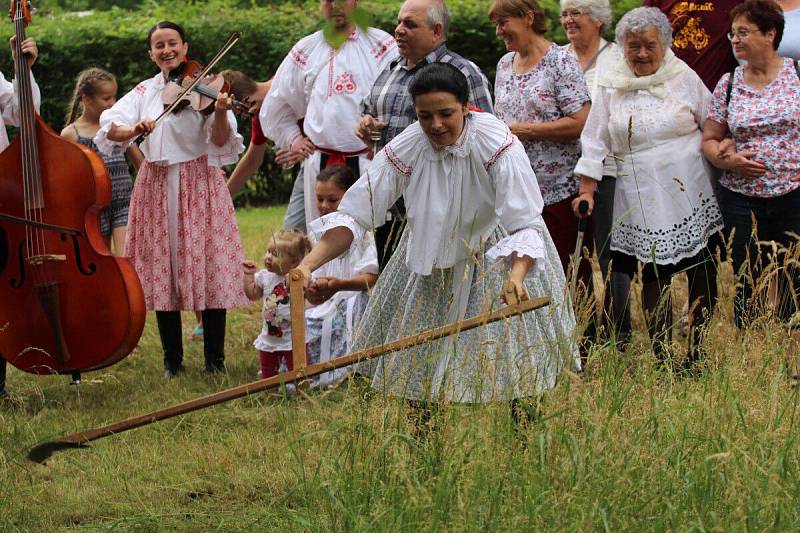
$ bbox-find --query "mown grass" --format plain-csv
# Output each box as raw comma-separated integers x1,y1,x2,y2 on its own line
2,206,800,531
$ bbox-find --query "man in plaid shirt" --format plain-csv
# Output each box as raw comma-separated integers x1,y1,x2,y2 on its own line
356,0,494,268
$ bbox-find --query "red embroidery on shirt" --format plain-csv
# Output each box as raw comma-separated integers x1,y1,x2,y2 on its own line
290,46,308,67
327,49,336,97
385,145,412,177
484,131,514,172
134,83,147,95
332,72,357,95
372,37,396,60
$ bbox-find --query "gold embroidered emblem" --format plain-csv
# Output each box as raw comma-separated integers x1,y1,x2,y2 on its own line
673,16,711,50
669,2,714,51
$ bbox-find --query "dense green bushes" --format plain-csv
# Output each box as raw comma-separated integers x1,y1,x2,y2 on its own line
0,0,640,205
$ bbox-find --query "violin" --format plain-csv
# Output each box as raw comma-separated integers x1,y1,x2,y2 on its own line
0,0,145,375
163,58,253,117
132,32,242,145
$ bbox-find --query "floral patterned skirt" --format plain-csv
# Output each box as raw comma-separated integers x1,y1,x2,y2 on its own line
307,291,369,387
355,226,578,403
125,156,248,311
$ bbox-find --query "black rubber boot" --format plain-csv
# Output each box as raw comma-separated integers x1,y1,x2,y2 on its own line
201,309,227,373
156,311,183,378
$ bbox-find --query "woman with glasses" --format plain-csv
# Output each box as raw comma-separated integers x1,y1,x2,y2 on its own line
702,0,800,371
560,0,632,347
575,7,723,371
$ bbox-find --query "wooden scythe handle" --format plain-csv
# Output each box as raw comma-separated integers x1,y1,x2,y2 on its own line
28,291,549,463
288,268,307,372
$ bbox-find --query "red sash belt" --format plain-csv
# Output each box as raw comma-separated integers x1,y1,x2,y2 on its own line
317,147,368,168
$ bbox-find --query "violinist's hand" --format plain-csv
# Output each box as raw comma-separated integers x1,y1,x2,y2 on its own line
132,119,156,139
356,115,386,145
275,147,306,168
215,91,232,114
10,36,37,68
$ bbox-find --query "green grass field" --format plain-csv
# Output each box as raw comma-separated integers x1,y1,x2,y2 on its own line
2,206,800,531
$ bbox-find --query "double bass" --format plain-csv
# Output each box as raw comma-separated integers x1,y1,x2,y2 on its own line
0,0,145,375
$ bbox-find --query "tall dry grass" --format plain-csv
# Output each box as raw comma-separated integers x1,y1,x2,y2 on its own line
1,206,800,531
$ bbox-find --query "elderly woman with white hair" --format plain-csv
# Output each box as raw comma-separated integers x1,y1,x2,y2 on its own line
560,0,631,345
574,7,723,370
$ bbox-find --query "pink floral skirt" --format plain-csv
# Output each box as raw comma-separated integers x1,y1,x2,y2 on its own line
125,156,248,311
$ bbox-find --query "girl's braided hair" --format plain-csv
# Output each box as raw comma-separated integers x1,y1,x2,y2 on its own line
65,67,116,126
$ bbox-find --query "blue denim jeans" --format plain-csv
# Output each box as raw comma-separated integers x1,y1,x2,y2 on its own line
717,185,800,328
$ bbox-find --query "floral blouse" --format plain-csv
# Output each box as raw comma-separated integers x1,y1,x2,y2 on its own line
253,270,293,351
494,44,590,205
708,58,800,198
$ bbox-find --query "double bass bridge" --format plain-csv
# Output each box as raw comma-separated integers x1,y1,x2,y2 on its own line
27,254,67,266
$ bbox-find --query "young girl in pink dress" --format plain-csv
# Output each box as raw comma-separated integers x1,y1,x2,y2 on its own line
95,21,246,378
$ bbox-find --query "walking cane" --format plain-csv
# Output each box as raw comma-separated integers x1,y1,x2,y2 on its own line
28,269,549,463
569,200,590,300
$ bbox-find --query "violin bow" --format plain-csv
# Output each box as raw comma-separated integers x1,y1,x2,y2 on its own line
27,274,549,464
133,31,242,146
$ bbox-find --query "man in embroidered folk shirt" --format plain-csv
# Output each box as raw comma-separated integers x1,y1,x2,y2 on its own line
355,0,494,268
260,0,397,231
644,0,743,90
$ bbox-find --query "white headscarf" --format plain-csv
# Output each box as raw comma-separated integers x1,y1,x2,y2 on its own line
596,48,690,99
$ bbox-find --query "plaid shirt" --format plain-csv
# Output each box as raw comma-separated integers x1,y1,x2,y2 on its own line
361,43,494,149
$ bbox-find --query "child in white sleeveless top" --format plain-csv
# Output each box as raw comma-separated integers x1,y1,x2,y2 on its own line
306,165,378,387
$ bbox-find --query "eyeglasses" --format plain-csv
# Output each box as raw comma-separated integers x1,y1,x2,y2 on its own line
727,28,760,40
560,9,585,19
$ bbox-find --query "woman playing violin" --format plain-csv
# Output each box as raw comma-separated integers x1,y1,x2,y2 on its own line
95,21,247,378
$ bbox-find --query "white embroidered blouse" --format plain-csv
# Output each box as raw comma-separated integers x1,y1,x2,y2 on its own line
313,112,547,276
575,63,723,263
95,73,243,166
260,27,397,151
0,71,40,152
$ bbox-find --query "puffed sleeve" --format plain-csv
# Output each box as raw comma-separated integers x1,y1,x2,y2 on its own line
336,147,409,230
308,215,379,276
351,232,379,275
95,82,144,155
0,71,39,126
259,46,308,149
485,138,547,273
574,86,613,181
255,269,275,291
203,109,244,167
